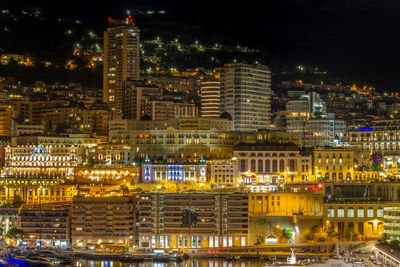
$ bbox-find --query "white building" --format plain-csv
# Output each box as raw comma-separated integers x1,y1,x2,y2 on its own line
218,63,271,132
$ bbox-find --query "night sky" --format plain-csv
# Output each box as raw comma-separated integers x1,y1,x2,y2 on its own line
3,0,400,90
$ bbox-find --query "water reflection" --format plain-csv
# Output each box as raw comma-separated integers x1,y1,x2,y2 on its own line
72,259,266,267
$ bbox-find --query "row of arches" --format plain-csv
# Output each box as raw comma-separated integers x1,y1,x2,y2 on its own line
240,159,296,173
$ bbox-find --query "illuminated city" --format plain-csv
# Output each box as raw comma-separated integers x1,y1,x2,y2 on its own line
0,1,399,266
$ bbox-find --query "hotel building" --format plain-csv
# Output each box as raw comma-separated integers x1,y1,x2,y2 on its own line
234,143,313,192
140,157,207,183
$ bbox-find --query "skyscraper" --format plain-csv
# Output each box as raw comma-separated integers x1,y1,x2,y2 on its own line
200,74,221,118
103,17,140,118
218,63,272,131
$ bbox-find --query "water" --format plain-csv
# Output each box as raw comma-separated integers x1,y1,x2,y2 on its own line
72,259,266,267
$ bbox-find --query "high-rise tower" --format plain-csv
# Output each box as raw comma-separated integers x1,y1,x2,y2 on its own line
218,63,272,131
200,73,221,118
103,16,140,118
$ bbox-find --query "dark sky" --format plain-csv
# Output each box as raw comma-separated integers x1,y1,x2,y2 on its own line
3,0,400,90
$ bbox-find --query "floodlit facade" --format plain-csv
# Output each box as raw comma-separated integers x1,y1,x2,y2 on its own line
313,147,354,181
234,143,313,192
218,63,272,132
137,193,248,249
3,145,78,179
140,157,207,183
209,159,238,187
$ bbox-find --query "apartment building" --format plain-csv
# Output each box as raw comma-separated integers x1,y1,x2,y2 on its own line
71,196,135,247
137,193,248,249
19,203,70,247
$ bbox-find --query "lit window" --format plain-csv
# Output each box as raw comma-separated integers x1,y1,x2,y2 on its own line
357,208,364,218
377,208,383,218
347,207,354,218
337,207,344,218
327,207,334,218
367,207,374,218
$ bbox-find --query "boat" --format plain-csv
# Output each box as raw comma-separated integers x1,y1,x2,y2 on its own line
264,248,305,267
7,254,54,266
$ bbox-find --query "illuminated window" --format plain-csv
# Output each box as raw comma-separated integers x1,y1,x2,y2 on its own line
337,207,344,218
327,207,334,217
377,208,383,218
347,207,354,218
367,207,374,218
357,208,364,218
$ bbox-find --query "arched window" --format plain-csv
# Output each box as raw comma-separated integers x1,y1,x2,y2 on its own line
258,159,263,172
367,207,374,218
357,208,364,218
377,208,383,218
251,160,256,172
327,207,335,217
289,159,295,172
339,173,343,180
325,173,330,179
337,207,344,218
240,159,246,172
332,173,337,180
265,160,270,173
272,160,278,172
347,207,354,218
279,159,284,172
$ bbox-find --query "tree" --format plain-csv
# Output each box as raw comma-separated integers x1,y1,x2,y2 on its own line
120,185,129,196
6,228,28,243
305,233,313,241
283,229,293,239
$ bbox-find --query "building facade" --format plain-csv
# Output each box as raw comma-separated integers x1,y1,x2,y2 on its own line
71,196,135,247
19,203,71,247
140,159,207,183
137,193,248,249
234,143,313,192
218,63,272,132
201,75,220,118
313,147,354,181
103,18,140,117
